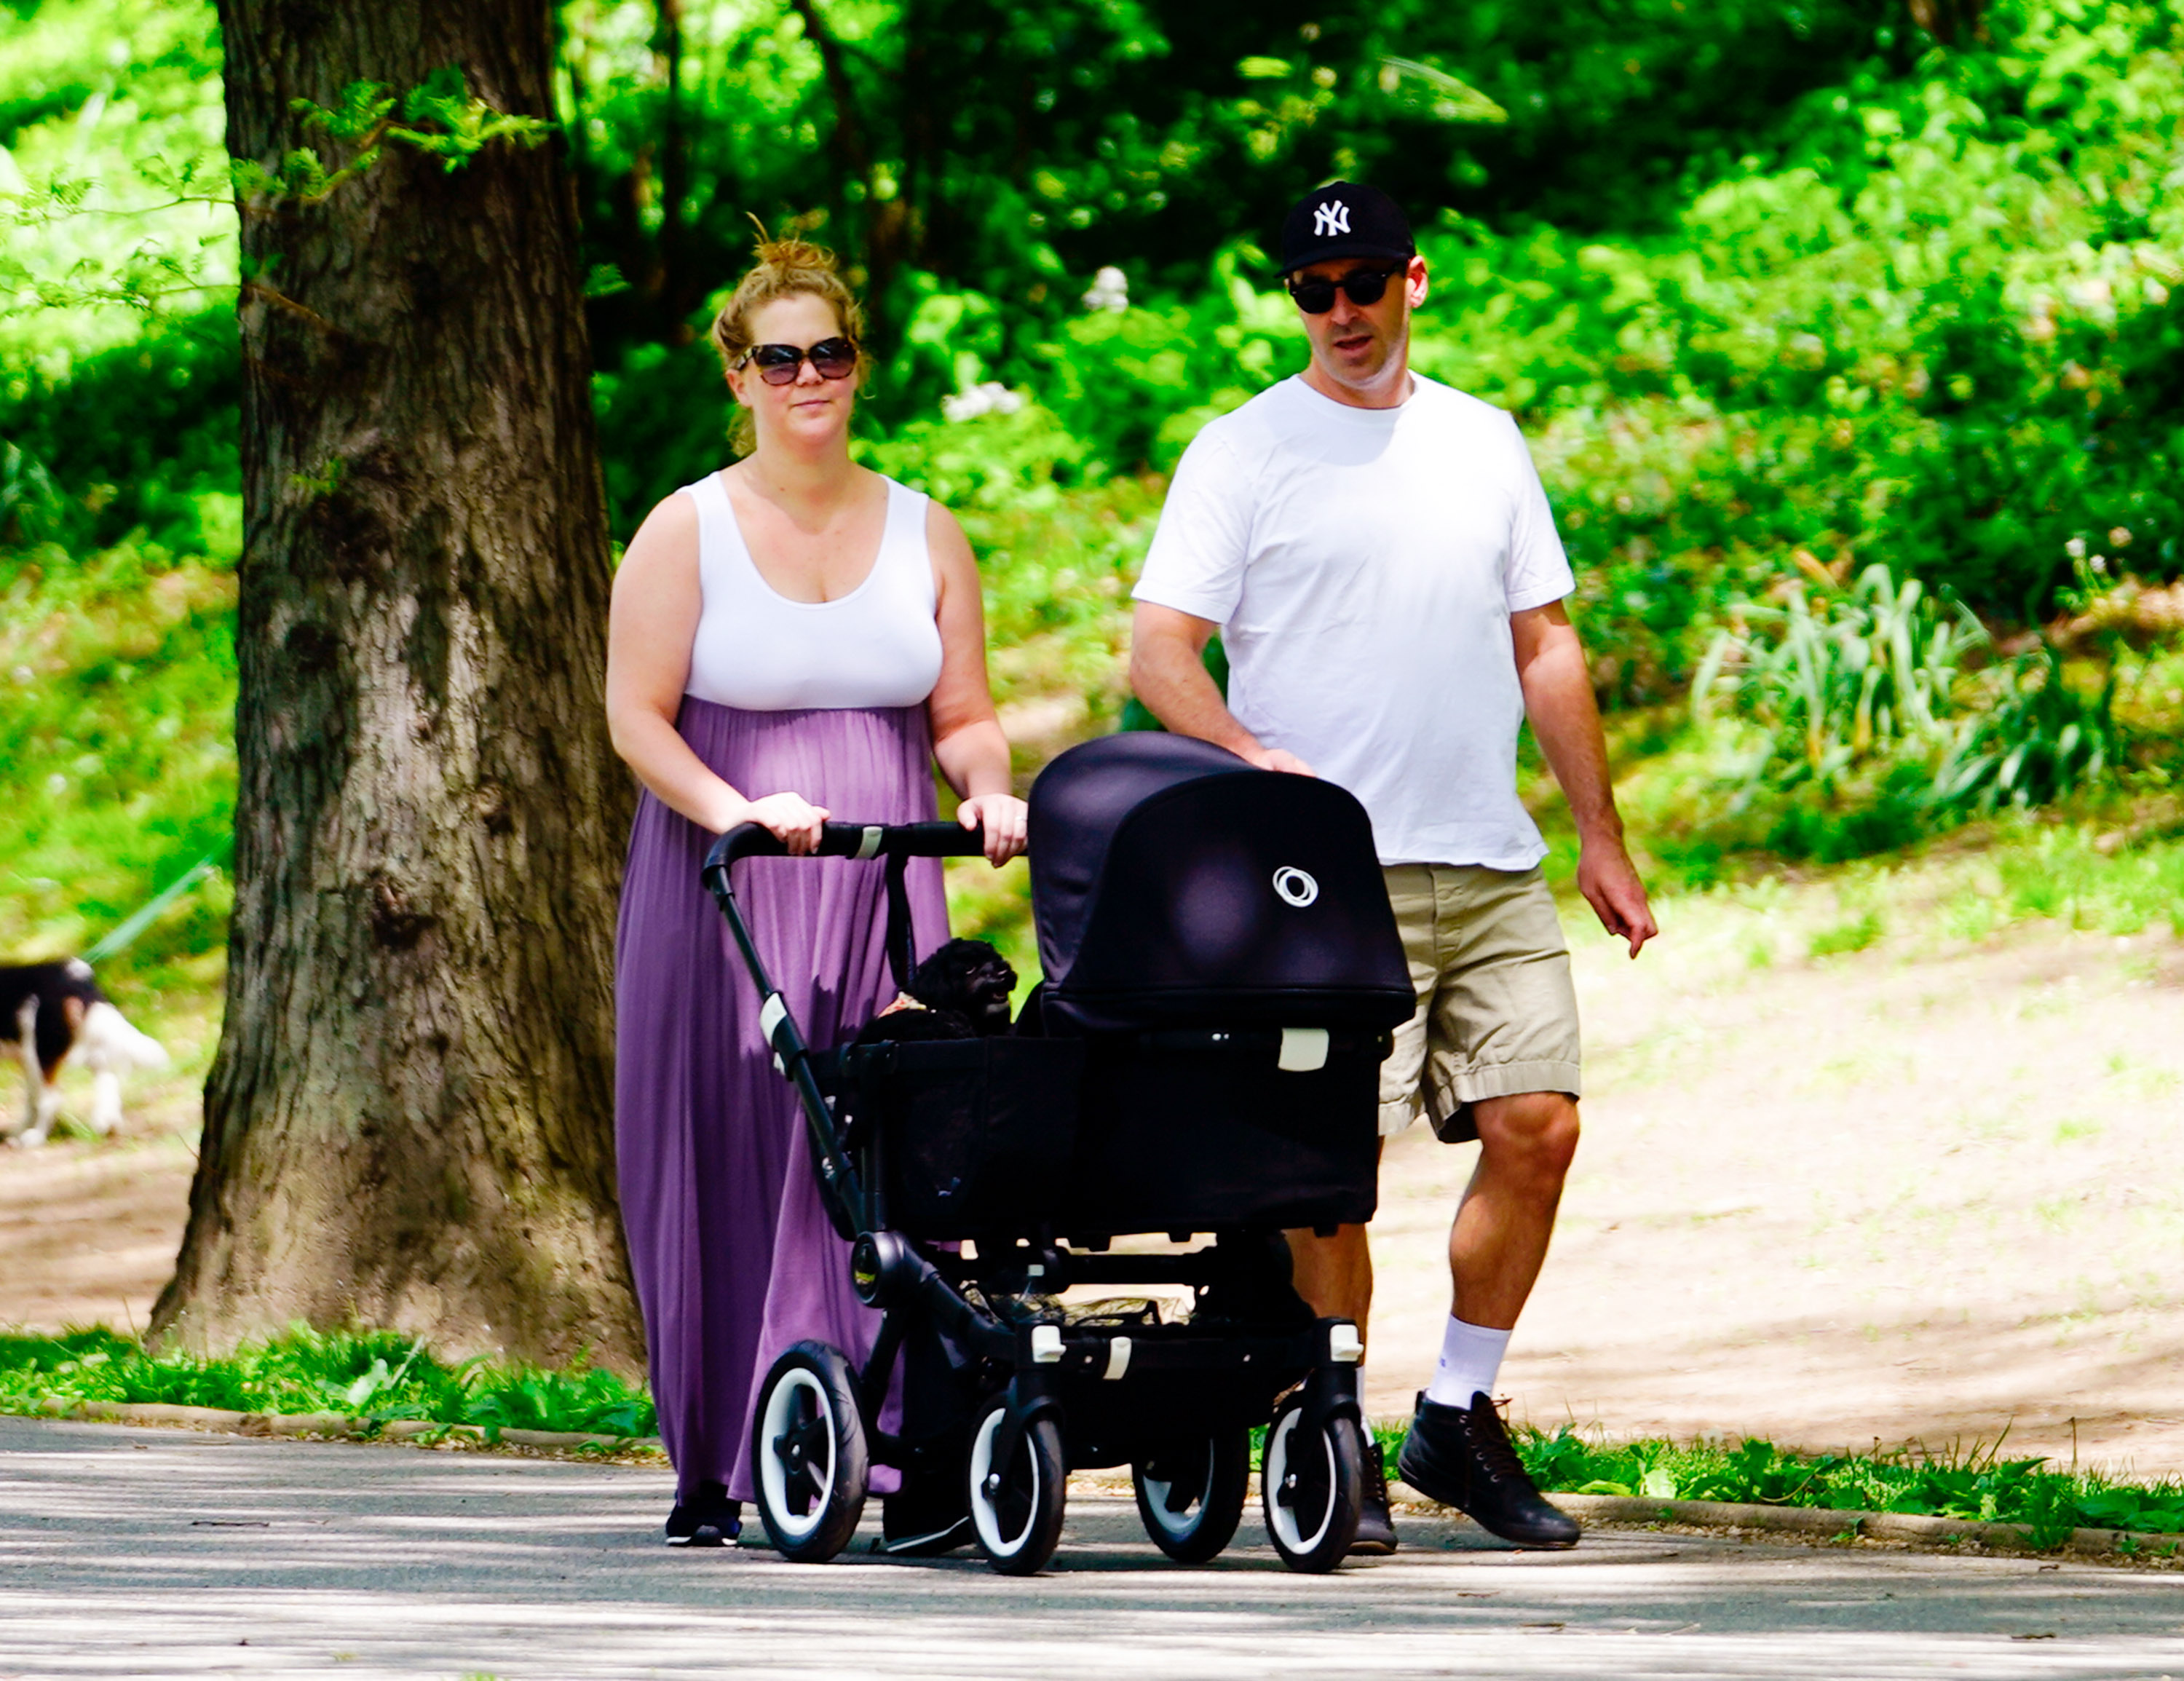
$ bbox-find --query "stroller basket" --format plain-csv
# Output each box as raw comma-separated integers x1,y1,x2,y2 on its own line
1063,1026,1382,1235
822,1036,1084,1239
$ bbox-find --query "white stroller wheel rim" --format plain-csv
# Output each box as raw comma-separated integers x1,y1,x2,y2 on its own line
1265,1409,1337,1555
1140,1447,1215,1540
969,1407,1042,1557
758,1366,836,1543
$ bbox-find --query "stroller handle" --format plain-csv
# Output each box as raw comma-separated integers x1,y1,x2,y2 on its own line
703,818,990,884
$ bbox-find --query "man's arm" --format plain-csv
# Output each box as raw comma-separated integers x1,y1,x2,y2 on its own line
1510,600,1658,957
1128,604,1314,775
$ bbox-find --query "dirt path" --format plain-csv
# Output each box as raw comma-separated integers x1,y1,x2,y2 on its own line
5,873,2180,1476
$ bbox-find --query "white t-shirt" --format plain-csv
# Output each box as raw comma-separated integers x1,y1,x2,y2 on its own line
1133,373,1575,870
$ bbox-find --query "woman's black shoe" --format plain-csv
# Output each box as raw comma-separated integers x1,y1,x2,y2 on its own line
1396,1391,1579,1549
665,1481,742,1547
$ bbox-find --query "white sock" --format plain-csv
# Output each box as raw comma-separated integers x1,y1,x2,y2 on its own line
1426,1316,1510,1408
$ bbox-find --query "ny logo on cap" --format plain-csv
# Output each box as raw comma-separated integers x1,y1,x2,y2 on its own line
1313,199,1350,237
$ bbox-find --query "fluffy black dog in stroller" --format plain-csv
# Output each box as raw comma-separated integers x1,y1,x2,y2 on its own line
853,938,1017,1044
702,734,1413,1575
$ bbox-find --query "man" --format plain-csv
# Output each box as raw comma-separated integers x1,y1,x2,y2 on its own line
1128,181,1656,1553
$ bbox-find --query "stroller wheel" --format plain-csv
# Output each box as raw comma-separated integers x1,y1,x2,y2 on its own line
1261,1394,1364,1573
967,1398,1066,1575
751,1341,869,1562
1132,1430,1250,1563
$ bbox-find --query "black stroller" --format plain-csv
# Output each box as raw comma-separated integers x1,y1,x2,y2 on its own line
702,732,1415,1574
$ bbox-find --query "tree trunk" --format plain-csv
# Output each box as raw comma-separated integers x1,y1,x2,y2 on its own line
153,0,643,1366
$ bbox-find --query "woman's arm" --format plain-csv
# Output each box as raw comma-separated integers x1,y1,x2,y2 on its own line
606,492,828,853
925,502,1026,866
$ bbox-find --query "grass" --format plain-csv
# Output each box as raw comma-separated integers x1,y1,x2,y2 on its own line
1353,1423,2184,1547
0,1324,654,1439
0,526,239,1056
6,1324,2182,1546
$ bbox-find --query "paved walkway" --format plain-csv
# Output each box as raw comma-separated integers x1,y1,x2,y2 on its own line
0,1420,2180,1678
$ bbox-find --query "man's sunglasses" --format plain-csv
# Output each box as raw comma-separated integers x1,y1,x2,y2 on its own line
1285,266,1406,315
737,336,859,385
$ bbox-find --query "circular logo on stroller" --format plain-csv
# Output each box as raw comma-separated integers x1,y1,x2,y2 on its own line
1272,866,1319,908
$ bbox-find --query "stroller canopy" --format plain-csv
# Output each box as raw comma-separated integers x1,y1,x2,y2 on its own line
1027,733,1413,1031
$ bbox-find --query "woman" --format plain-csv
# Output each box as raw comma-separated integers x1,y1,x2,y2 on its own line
606,234,1026,1546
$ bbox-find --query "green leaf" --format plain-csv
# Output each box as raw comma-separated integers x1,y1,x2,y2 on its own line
1376,56,1508,124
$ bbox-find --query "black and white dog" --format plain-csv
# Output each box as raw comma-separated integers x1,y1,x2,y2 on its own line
1,959,169,1146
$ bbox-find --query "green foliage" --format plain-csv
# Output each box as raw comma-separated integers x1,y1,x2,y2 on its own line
1688,559,2145,859
1984,827,2184,938
566,0,1894,367
1808,910,1885,957
232,68,554,205
4,0,2183,977
0,531,237,984
1470,1424,2184,1538
1695,565,1986,800
1934,644,2124,812
0,0,232,355
0,1325,656,1438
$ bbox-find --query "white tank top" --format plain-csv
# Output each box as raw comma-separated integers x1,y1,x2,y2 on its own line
680,472,945,711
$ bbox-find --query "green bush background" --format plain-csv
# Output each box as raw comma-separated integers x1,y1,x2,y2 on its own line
2,0,2182,994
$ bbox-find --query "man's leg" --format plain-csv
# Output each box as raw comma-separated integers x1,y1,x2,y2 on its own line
1286,1165,1390,1553
1398,1086,1582,1548
1284,1138,1384,1333
1449,1091,1579,1330
1284,1221,1371,1327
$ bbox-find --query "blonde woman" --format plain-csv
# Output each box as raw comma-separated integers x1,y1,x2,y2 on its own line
607,235,1026,1546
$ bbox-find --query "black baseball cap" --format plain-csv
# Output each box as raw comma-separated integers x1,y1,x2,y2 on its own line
1278,181,1415,275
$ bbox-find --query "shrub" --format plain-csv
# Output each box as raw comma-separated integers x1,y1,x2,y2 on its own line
1693,563,1985,803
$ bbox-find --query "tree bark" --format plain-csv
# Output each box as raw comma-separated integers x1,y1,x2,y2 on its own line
153,0,642,1365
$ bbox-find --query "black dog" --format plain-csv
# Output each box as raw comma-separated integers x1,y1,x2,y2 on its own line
852,939,1017,1044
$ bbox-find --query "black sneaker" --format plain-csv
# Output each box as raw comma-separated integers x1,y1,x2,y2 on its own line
1396,1391,1579,1549
1348,1436,1400,1555
665,1480,741,1547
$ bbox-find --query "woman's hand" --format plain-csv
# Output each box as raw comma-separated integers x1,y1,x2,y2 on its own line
957,794,1028,866
741,791,831,855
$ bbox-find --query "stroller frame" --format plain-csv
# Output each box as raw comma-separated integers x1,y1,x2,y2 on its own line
703,817,1371,1575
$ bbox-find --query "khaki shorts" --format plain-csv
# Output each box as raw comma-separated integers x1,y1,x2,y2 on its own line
1379,863,1583,1143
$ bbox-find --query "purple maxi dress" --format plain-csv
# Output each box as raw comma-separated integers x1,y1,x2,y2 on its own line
615,698,946,1503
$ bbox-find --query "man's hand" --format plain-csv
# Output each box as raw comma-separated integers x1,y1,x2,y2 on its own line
1577,839,1657,957
1243,745,1315,776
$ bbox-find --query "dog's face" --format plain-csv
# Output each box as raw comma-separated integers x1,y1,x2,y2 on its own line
906,939,1017,1036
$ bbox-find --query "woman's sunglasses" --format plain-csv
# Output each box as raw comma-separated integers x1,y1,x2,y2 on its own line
737,336,859,386
1285,266,1406,315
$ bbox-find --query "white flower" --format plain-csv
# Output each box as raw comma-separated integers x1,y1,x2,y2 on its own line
1081,266,1129,312
2065,537,2086,560
941,381,1025,423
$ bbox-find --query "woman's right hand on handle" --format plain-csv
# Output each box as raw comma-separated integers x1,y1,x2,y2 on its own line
739,791,831,855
